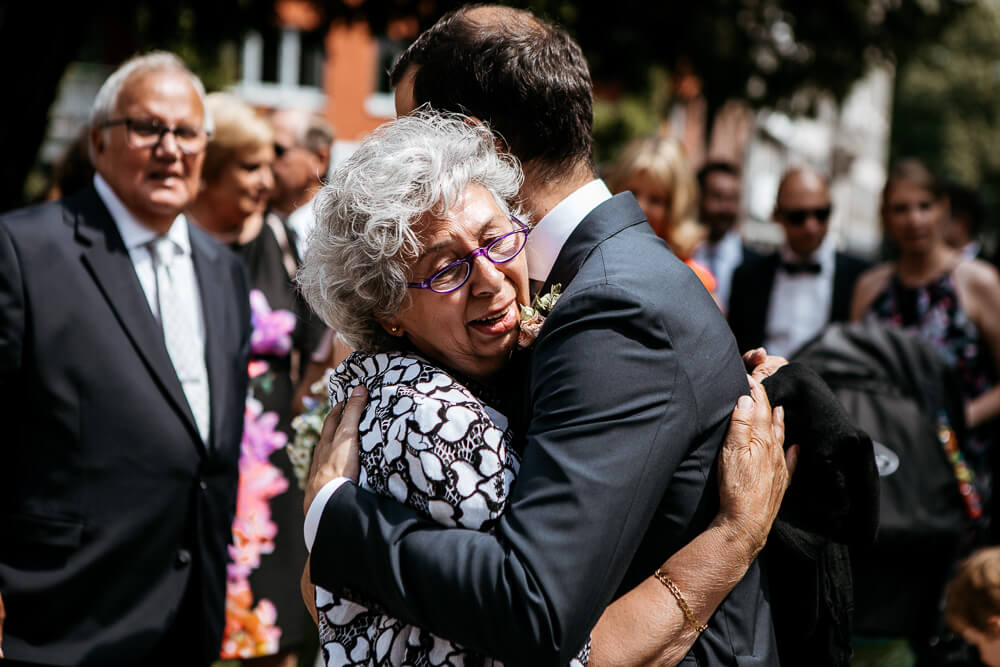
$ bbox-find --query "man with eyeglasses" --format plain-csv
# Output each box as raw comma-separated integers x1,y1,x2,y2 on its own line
0,52,251,665
269,108,335,256
728,167,870,358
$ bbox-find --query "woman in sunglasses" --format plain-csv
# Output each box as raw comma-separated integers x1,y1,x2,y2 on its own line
298,111,792,666
851,158,1000,521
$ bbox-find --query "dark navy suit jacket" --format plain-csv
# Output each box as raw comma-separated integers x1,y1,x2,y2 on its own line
311,193,778,665
0,185,251,665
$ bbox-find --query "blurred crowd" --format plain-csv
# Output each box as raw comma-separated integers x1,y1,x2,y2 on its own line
2,25,1000,667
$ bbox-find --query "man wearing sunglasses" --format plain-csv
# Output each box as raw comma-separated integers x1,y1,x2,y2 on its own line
269,108,335,256
728,167,870,357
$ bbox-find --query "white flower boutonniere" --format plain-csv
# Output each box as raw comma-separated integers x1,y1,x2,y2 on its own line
518,283,562,349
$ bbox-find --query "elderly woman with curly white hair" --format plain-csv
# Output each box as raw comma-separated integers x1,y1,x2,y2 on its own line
297,111,791,667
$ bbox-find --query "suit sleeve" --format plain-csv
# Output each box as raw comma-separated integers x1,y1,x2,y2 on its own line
311,282,699,664
0,223,25,408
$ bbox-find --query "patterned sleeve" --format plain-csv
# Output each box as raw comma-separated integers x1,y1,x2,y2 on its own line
328,351,519,531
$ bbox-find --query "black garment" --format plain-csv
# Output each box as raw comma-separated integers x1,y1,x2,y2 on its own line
312,193,778,665
230,214,325,651
761,362,880,667
728,250,870,354
0,185,251,665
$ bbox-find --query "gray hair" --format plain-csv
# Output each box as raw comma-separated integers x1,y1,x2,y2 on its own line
298,110,524,352
89,51,214,141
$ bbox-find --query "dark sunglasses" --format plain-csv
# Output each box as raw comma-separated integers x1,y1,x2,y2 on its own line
778,206,832,226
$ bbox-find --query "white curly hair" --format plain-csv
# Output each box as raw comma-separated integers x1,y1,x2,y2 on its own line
298,110,525,352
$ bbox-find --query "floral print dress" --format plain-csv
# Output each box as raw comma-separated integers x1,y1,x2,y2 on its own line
315,351,589,667
866,268,997,503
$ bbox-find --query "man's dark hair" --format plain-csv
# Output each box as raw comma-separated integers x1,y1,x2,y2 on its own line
946,182,985,236
696,161,741,190
390,5,594,180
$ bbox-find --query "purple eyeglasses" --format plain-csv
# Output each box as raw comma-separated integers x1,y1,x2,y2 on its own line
407,216,530,293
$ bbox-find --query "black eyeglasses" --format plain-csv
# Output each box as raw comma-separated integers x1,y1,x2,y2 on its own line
407,216,530,293
778,206,832,226
100,118,208,155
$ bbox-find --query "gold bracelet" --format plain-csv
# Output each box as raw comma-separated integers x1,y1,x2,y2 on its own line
654,569,708,634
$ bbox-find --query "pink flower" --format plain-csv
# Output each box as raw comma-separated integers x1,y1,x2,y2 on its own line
249,289,296,356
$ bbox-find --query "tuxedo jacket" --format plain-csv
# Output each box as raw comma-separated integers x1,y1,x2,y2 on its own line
311,193,778,665
728,251,870,355
0,185,251,665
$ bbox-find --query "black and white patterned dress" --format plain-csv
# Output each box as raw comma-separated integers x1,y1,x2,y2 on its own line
316,351,589,666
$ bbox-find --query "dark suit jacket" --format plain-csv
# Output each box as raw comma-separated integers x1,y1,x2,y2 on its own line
311,193,777,665
0,185,251,666
728,250,870,355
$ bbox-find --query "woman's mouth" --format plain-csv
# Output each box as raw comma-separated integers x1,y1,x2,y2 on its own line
469,304,517,336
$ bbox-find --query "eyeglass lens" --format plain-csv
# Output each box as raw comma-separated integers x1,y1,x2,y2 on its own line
427,220,528,292
127,119,206,154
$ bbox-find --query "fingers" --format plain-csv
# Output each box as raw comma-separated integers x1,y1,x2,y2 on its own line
771,405,785,453
785,443,799,477
742,347,766,372
301,557,318,625
320,400,344,444
337,386,368,439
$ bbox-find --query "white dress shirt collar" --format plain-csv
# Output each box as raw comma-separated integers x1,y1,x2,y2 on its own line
524,179,612,283
93,173,192,254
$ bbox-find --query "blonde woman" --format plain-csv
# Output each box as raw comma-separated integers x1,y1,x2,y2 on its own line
607,135,716,292
188,93,323,666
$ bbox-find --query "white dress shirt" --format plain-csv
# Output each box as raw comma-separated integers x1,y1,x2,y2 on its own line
762,239,836,359
286,198,316,258
692,229,744,313
303,179,614,552
93,173,208,401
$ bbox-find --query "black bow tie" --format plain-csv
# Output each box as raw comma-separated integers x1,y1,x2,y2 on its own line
780,260,822,275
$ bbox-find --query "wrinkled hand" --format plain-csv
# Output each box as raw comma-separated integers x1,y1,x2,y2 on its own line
301,555,318,625
303,386,367,514
742,347,788,383
716,376,798,560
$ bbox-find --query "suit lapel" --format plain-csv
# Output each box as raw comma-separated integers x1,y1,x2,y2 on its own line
539,193,647,297
830,252,854,323
189,227,229,452
72,187,205,453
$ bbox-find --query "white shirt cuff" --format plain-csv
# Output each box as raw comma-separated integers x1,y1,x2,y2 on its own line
304,477,352,552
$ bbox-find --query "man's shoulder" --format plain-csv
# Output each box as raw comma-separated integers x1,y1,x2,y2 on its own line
0,197,73,236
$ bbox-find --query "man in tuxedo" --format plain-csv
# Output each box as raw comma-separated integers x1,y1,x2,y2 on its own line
728,167,870,357
303,6,781,664
0,52,250,665
943,182,995,266
269,108,335,256
692,161,763,312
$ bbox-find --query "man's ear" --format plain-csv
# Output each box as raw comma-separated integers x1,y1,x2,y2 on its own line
90,126,106,157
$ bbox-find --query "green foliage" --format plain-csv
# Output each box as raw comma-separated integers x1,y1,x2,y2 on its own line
891,0,1000,237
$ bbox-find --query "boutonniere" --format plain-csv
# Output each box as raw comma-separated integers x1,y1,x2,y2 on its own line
518,283,562,349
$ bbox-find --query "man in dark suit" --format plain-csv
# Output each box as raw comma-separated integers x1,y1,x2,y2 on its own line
0,52,250,665
303,6,782,665
729,167,869,357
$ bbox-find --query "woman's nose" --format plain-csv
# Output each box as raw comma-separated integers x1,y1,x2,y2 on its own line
467,253,504,296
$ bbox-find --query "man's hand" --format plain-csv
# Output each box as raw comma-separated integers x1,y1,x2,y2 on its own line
716,376,798,561
742,347,788,382
303,386,368,513
301,555,318,625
